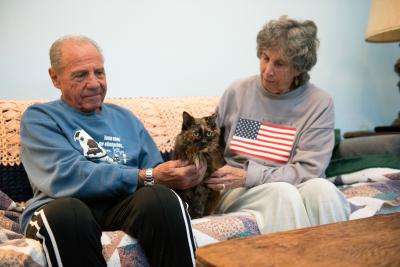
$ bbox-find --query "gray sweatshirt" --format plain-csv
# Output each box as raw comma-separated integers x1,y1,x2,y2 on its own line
216,75,335,187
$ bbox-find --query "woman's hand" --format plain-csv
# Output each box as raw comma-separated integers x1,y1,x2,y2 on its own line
206,165,246,191
153,160,207,190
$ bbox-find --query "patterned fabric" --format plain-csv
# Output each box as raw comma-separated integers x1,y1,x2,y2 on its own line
0,235,46,267
331,168,400,220
192,212,260,247
102,231,149,267
0,190,24,233
328,167,400,185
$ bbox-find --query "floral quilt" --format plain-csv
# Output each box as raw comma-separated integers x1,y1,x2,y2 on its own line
1,167,399,266
328,167,400,220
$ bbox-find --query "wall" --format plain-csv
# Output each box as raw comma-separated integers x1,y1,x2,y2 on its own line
0,0,399,133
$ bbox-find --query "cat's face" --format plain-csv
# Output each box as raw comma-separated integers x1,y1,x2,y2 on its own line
180,111,220,150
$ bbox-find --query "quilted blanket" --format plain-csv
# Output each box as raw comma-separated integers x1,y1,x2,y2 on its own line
1,167,399,266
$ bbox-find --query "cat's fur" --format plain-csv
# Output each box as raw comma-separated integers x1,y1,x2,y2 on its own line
173,111,224,218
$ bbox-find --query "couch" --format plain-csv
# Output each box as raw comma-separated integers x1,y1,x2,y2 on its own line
0,97,399,266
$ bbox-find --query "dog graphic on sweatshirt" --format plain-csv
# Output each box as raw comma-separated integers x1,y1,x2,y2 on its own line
74,129,114,163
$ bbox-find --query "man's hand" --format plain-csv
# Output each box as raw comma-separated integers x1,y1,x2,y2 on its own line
206,165,246,191
153,160,207,190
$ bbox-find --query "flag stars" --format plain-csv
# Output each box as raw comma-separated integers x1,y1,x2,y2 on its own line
234,119,260,139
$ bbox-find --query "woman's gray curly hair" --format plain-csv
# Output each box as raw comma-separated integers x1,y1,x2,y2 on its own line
256,16,319,87
49,35,103,74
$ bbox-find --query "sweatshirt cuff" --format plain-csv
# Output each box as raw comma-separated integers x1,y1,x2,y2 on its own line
120,167,139,192
244,160,262,188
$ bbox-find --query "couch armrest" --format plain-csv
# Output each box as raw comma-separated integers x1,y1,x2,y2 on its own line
336,134,400,158
326,134,400,177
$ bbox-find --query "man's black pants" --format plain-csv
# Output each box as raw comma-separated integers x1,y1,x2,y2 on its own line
26,185,197,267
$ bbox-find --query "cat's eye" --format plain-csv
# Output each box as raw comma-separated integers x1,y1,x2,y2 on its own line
193,131,200,137
206,131,213,137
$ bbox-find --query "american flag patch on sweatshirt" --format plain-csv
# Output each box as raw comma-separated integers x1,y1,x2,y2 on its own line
229,118,296,164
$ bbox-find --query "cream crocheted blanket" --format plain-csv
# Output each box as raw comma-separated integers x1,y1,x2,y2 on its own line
0,97,219,165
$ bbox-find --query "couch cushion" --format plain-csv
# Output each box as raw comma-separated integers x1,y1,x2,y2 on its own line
336,134,400,157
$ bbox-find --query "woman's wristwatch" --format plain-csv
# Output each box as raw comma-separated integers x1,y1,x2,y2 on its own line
144,168,154,186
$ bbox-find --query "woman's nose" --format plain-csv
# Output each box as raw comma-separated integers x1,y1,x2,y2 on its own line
264,63,274,76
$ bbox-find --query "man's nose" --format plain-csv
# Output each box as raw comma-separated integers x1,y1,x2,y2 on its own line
86,72,101,88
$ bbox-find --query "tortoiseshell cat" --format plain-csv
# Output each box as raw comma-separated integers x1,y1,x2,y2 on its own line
173,111,224,218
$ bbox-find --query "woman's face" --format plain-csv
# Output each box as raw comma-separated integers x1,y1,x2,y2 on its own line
259,48,300,94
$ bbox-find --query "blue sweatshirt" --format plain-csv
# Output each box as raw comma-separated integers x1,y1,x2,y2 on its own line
20,99,163,232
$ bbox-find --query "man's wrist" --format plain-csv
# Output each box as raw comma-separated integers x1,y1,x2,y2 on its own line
139,164,163,187
138,168,156,186
144,168,155,186
138,169,146,186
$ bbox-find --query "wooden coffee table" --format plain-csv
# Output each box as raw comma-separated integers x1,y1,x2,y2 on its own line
196,213,400,267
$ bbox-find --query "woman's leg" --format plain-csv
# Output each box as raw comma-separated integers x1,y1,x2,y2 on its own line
297,178,350,226
216,182,311,234
25,198,106,267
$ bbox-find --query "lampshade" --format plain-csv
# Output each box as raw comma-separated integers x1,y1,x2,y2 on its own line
366,0,400,43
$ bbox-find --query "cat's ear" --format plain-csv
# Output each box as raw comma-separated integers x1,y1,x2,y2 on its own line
206,113,217,128
182,111,195,130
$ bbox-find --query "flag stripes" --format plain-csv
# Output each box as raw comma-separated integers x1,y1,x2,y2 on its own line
229,118,296,163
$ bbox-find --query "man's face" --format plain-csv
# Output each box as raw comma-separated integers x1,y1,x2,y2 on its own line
49,41,107,113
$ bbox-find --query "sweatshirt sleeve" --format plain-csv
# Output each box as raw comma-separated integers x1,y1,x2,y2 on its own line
244,99,335,187
20,106,161,199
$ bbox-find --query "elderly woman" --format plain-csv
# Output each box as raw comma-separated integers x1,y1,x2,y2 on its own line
207,16,350,234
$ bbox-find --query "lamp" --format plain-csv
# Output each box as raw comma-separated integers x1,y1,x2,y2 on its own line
365,0,400,127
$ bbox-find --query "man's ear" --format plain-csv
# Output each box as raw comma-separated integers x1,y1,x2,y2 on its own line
48,68,61,89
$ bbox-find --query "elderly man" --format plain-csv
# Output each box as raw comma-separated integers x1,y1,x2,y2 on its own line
20,35,203,267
